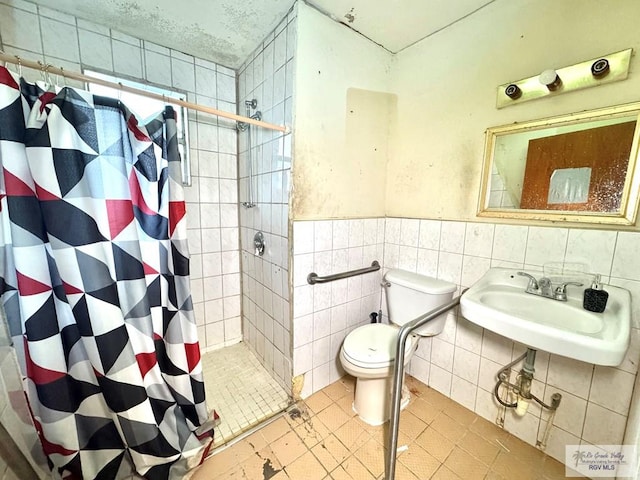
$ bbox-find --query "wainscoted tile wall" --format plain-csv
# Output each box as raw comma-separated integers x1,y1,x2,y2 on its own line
292,218,386,398
383,217,640,464
237,6,296,390
291,217,640,465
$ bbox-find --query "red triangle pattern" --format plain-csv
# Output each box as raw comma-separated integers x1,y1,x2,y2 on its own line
25,340,65,385
0,68,19,90
62,281,83,295
106,199,134,239
17,271,51,295
38,92,57,114
143,263,159,275
135,352,157,378
127,114,150,142
35,182,61,201
4,170,35,196
128,173,155,216
32,417,77,457
169,201,186,237
184,342,201,372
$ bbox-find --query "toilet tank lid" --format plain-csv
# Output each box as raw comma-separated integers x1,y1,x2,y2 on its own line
384,269,456,294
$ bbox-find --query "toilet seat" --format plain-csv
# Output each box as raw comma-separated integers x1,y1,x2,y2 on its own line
342,324,416,369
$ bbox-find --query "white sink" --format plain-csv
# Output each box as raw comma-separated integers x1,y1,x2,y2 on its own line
460,268,631,366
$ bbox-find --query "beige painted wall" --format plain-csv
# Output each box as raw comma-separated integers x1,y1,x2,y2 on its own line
291,3,394,220
386,0,640,223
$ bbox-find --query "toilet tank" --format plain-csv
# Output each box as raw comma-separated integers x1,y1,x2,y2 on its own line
384,269,456,336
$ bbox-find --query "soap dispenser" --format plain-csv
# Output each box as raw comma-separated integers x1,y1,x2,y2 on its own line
583,274,609,313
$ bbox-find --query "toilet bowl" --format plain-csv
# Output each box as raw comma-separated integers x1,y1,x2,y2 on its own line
339,269,456,425
339,323,418,425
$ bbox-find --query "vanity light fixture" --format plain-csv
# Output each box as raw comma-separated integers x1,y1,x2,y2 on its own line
496,48,632,108
538,69,562,91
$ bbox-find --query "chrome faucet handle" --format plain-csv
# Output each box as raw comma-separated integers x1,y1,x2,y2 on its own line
554,281,584,301
517,271,539,291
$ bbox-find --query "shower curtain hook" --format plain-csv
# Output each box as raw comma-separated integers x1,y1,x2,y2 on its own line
15,55,22,77
117,81,123,104
44,64,53,85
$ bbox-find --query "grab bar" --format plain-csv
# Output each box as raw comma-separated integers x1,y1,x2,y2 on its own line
307,260,380,285
385,291,464,479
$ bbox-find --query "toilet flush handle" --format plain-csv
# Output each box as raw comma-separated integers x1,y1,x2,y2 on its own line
381,281,391,288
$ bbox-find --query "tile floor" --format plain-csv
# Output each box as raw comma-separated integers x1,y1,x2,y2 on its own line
201,342,291,446
191,375,571,480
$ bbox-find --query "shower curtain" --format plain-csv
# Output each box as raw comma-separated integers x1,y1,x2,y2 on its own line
0,66,213,479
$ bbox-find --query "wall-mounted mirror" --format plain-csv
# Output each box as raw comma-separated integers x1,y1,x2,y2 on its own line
478,102,640,225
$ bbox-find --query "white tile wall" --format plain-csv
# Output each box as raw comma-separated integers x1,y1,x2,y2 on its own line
292,218,386,398
384,217,640,464
237,6,296,391
0,0,240,351
289,216,640,465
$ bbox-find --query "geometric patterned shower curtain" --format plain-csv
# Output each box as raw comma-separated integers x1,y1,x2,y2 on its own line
0,66,214,480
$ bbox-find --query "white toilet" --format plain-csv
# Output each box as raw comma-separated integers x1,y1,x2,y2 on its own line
339,269,456,425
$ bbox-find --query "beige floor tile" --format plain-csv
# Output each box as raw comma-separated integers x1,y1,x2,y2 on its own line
295,415,332,448
340,456,376,480
334,417,370,451
354,438,386,478
195,439,254,476
406,375,429,398
415,426,454,463
458,430,500,465
491,451,537,480
484,470,508,480
541,456,569,479
260,416,293,444
505,435,546,467
329,465,353,480
422,387,455,411
243,429,268,452
306,390,334,415
311,434,350,472
397,443,440,479
271,471,290,479
430,411,467,443
468,416,510,445
399,410,428,440
443,446,489,480
271,429,308,467
196,376,577,480
335,393,357,417
393,461,420,480
317,403,352,432
405,397,438,424
443,400,477,426
322,378,353,401
285,404,311,428
285,450,327,480
244,446,283,479
431,465,462,479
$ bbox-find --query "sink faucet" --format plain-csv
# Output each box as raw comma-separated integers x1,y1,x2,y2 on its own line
517,271,583,302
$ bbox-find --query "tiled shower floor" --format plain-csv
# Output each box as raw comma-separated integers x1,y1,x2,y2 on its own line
201,342,291,446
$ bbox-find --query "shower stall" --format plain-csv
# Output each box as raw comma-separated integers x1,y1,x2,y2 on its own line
0,2,298,476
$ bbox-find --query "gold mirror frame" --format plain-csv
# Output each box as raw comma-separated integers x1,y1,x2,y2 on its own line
478,102,640,225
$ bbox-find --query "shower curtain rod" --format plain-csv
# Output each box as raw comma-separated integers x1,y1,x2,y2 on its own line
0,52,288,133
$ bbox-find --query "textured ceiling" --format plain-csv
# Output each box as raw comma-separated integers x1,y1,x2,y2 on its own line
27,0,494,69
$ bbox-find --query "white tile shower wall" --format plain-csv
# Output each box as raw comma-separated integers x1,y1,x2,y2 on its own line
237,7,296,391
0,0,239,351
385,217,640,465
292,218,386,398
